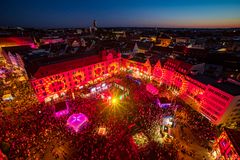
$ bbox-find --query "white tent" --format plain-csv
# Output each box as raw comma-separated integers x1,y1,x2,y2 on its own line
2,94,14,101
18,76,26,81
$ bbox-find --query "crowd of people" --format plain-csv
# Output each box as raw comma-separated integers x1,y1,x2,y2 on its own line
175,104,217,149
1,72,218,160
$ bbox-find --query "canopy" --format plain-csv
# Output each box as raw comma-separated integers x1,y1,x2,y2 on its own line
67,113,88,132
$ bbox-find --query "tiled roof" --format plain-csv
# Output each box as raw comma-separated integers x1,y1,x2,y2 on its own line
26,52,100,79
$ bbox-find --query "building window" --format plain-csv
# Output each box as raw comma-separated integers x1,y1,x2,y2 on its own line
211,115,217,121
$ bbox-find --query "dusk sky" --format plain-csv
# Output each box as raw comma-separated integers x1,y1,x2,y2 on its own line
1,0,240,28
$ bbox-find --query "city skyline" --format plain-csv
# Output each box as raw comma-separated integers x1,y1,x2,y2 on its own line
1,2,240,158
1,0,240,28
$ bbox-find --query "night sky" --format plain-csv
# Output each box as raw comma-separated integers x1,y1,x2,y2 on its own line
1,0,240,28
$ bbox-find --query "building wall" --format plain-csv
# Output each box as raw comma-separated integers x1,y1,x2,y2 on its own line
152,61,164,83
152,59,239,126
121,58,152,76
200,85,234,124
223,96,240,126
212,131,240,160
30,54,240,126
31,56,120,102
1,50,11,64
181,76,206,111
1,50,26,70
8,52,18,66
163,58,182,72
15,53,25,69
0,47,5,63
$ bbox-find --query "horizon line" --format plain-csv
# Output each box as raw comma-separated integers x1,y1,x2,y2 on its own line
1,25,240,30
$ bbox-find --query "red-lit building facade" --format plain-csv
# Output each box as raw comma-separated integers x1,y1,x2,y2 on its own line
121,58,152,79
181,75,206,111
200,85,234,125
30,49,121,102
150,58,240,126
212,128,240,160
28,51,240,126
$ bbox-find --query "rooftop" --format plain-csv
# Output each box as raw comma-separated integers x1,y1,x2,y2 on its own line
211,81,240,96
151,46,173,53
189,74,240,96
129,57,147,63
2,45,32,55
188,74,218,85
26,51,100,79
137,42,153,50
